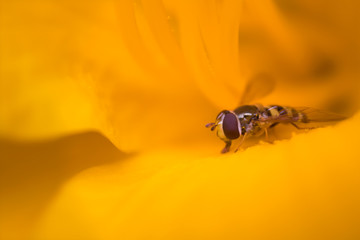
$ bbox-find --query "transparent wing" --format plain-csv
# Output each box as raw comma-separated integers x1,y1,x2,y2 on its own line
295,107,348,123
263,107,348,128
294,107,348,128
240,73,276,105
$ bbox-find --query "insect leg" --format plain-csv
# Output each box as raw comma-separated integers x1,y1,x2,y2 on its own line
264,128,269,140
290,122,316,130
221,141,232,154
269,122,280,128
262,127,278,144
234,133,248,152
263,123,280,144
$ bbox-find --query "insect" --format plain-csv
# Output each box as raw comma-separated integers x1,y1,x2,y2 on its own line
206,74,346,153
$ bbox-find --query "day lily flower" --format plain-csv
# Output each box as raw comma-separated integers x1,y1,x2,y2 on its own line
1,0,360,239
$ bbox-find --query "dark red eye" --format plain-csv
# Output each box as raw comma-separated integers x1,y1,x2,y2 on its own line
223,113,240,139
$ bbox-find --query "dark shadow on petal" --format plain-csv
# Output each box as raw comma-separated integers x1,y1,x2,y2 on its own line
0,131,128,238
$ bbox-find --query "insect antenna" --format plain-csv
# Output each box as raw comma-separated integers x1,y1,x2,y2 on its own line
205,122,217,131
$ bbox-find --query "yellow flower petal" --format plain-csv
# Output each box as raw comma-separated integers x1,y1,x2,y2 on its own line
1,0,360,239
34,113,360,240
0,132,122,239
1,0,359,151
0,0,219,152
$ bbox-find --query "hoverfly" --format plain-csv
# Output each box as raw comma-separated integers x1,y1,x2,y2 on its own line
206,74,347,153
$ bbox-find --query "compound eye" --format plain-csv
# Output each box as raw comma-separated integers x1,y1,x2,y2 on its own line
223,113,240,139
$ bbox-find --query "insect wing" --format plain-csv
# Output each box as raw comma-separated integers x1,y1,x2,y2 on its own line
264,107,347,128
295,107,347,128
295,107,347,123
240,73,276,105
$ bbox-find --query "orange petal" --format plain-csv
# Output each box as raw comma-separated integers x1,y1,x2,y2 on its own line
34,113,360,239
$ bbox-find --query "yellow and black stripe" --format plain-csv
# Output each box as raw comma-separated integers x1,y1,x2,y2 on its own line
264,105,307,123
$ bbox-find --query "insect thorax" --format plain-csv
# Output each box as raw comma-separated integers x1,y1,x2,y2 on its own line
234,105,262,135
233,104,305,135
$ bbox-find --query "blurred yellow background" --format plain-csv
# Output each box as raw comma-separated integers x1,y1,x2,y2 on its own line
1,0,360,239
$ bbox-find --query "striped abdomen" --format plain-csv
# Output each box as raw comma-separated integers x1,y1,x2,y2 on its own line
263,105,308,123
